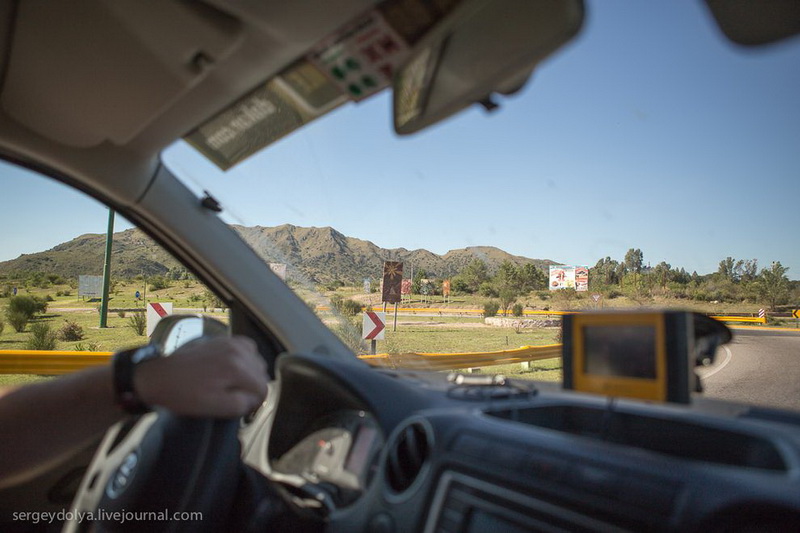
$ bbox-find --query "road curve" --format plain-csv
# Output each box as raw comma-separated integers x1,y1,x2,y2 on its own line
699,328,800,412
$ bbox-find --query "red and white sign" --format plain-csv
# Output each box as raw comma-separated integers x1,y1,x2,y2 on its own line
362,311,386,340
146,302,173,337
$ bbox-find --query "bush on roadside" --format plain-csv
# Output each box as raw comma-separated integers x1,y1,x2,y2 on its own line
330,294,362,317
7,295,48,320
483,301,500,318
148,276,171,292
7,310,29,332
128,312,147,336
74,341,102,352
26,322,57,350
0,316,4,336
57,320,84,341
341,299,362,317
512,303,524,317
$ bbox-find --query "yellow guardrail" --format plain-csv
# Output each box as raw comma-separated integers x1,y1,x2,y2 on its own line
1,345,561,375
316,306,569,316
0,350,113,376
709,315,766,324
360,344,562,371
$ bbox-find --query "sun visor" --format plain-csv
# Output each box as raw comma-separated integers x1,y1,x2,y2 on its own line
1,0,241,147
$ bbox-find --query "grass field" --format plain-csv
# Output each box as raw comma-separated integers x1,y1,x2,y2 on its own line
2,282,792,387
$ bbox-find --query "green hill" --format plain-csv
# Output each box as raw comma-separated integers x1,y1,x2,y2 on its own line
0,224,556,283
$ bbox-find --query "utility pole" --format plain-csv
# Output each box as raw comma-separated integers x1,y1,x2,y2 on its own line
99,208,115,328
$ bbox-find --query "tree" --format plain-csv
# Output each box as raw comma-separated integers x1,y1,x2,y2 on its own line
517,263,547,292
737,259,758,282
412,268,427,294
756,262,790,310
624,248,644,274
718,257,736,281
591,257,620,288
624,248,644,293
455,260,489,294
652,261,671,289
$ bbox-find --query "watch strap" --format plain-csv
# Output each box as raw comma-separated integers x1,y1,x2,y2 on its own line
113,345,161,414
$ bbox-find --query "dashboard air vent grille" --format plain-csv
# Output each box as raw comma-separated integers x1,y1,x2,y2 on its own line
386,421,430,493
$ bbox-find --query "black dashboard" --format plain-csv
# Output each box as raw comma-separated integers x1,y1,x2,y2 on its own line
245,353,800,532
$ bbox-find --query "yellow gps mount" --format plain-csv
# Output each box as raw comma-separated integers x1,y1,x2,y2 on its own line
562,311,694,404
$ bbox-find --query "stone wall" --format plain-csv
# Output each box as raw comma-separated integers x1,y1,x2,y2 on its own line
484,317,561,328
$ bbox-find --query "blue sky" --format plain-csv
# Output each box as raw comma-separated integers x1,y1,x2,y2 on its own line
2,0,799,279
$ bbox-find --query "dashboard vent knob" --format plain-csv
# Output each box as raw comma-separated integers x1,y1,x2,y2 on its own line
385,421,431,493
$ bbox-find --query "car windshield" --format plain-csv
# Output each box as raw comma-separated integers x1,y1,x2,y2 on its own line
165,1,797,411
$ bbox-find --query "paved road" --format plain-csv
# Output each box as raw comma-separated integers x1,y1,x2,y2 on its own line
699,328,800,412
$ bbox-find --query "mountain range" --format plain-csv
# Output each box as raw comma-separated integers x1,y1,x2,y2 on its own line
0,224,556,283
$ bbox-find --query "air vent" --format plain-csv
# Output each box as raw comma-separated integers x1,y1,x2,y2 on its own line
385,421,431,493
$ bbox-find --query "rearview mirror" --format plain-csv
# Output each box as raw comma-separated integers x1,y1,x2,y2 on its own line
151,315,228,354
393,0,584,134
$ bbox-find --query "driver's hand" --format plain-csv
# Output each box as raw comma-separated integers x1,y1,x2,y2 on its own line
133,336,268,418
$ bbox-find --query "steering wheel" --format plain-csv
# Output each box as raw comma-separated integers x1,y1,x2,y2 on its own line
63,376,242,532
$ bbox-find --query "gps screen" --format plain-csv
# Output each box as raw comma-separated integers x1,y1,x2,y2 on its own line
583,325,657,379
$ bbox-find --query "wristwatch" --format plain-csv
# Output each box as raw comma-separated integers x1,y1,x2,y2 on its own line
113,344,162,414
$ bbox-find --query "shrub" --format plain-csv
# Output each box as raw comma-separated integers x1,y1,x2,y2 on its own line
26,322,57,350
0,316,4,336
74,341,102,351
45,294,54,302
128,312,147,336
340,299,362,317
7,295,48,319
148,276,170,291
7,310,29,332
57,320,84,341
330,295,362,317
330,322,366,354
483,301,500,318
512,303,524,317
478,282,498,298
203,289,224,310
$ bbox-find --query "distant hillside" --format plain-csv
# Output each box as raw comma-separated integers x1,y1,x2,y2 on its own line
0,224,557,283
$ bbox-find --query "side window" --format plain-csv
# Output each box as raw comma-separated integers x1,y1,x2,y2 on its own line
0,161,225,386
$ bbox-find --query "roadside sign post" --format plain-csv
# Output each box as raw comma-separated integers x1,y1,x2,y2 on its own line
99,208,115,328
362,311,386,355
792,309,800,328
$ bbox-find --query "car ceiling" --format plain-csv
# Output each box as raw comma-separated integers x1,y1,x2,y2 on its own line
0,0,377,200
0,0,797,202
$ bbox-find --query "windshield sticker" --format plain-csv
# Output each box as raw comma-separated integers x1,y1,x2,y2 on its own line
308,11,409,101
185,79,328,170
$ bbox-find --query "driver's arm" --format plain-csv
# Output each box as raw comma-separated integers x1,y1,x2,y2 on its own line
0,336,268,489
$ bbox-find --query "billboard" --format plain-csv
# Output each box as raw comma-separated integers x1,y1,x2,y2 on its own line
401,279,412,295
549,265,589,292
78,275,103,298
